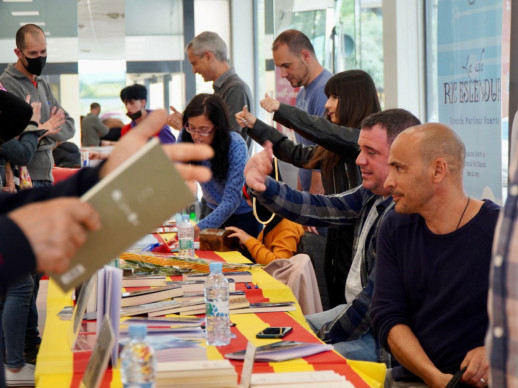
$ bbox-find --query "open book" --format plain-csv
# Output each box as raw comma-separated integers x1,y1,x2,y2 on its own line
51,138,194,291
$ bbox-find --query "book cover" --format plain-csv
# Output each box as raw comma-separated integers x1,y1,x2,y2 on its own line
51,138,194,291
182,271,253,283
122,275,168,287
230,302,296,315
225,341,333,362
121,284,182,307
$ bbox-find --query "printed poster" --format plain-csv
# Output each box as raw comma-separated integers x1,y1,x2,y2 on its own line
437,0,504,202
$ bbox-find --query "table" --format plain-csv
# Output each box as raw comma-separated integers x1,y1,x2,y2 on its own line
35,250,386,387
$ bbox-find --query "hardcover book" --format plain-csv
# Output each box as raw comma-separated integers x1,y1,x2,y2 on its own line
51,138,194,291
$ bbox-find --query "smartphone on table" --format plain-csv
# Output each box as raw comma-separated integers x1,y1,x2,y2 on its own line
256,326,292,339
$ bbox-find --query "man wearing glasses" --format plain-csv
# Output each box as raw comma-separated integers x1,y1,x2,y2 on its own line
120,84,176,144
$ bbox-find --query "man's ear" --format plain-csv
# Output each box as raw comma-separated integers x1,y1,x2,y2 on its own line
204,51,214,61
431,157,448,182
14,48,22,59
300,49,311,63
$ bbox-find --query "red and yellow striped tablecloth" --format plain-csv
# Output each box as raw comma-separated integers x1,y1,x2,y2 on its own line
36,249,385,387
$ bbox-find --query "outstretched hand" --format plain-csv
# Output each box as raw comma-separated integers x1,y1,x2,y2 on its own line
167,105,183,130
225,226,252,244
235,105,257,129
260,93,280,113
100,109,214,183
39,106,65,137
244,141,273,192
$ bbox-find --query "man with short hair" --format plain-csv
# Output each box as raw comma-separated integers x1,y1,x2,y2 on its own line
120,84,176,144
0,24,75,377
371,123,499,387
244,109,420,362
81,102,109,146
271,29,333,194
0,24,74,186
179,31,252,148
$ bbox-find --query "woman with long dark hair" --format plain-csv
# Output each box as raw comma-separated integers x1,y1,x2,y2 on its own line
236,69,381,308
180,93,261,238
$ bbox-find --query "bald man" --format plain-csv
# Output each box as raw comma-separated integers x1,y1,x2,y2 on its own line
371,123,499,388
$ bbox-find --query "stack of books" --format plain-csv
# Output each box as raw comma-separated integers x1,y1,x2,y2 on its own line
250,371,354,387
119,334,207,363
155,360,237,388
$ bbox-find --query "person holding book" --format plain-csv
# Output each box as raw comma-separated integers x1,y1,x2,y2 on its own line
0,91,213,386
0,96,64,385
236,69,381,308
179,93,261,239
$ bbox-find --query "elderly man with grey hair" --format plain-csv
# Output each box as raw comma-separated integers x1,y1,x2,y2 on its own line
169,31,253,149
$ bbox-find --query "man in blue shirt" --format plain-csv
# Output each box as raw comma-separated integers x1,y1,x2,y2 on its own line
272,29,333,194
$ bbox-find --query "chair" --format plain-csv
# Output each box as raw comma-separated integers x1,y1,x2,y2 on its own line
297,232,330,311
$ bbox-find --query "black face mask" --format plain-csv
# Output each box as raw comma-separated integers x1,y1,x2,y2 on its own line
23,55,47,76
126,110,142,121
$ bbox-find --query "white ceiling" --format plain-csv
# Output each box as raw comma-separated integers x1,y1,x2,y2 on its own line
0,0,185,63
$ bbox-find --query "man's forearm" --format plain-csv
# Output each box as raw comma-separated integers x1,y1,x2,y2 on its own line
387,324,452,387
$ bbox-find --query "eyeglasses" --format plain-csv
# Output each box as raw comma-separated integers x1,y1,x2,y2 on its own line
184,125,215,137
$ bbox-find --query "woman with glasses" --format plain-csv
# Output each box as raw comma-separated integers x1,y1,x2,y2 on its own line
180,93,261,239
236,70,381,309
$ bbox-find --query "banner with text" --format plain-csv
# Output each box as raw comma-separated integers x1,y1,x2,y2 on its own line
438,0,503,202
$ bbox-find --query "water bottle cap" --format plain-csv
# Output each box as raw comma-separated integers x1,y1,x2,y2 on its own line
209,262,223,273
128,324,147,339
182,214,189,222
175,214,182,224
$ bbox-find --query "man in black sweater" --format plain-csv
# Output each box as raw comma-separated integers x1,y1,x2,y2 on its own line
371,123,498,388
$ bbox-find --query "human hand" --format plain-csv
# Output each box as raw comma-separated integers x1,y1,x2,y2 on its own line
8,198,101,274
244,141,273,192
194,224,201,239
260,93,280,113
26,95,41,123
167,105,183,130
460,347,488,387
99,110,214,183
225,226,252,244
235,106,257,129
39,106,65,136
303,225,319,235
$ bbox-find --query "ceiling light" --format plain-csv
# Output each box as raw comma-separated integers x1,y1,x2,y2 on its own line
19,21,45,26
3,0,33,2
11,11,40,16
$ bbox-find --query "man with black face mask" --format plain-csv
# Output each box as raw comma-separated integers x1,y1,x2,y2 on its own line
0,23,77,372
0,24,75,187
119,84,176,144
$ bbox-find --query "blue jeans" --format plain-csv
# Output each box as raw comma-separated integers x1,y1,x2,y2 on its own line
305,304,378,362
0,275,34,368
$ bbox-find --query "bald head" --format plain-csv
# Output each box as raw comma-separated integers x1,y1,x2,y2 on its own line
396,123,465,176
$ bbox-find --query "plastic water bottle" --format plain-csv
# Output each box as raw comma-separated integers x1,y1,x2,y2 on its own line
204,262,231,346
178,214,195,259
120,324,156,388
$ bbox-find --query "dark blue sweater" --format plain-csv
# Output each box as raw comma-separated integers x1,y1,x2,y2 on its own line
371,200,500,382
0,165,100,296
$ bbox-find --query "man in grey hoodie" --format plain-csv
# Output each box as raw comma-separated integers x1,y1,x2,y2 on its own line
0,23,74,187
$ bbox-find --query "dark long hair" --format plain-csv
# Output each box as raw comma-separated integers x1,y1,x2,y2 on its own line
304,70,381,174
180,94,231,182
